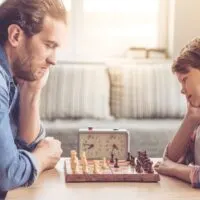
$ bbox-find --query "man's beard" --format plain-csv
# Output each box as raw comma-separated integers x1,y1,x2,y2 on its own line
12,43,36,81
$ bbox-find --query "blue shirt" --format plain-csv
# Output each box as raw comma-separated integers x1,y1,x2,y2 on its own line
0,45,45,192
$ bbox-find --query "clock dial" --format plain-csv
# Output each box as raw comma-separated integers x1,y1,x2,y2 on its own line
79,129,129,159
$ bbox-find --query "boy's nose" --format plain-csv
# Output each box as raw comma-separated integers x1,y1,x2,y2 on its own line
181,88,185,94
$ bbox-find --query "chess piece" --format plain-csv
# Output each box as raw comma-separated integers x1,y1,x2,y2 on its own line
81,151,89,174
130,155,135,166
114,158,119,168
93,160,100,174
82,159,89,174
136,150,154,173
102,157,108,169
127,152,131,161
81,151,86,160
135,159,143,173
110,153,114,163
70,150,79,174
81,151,87,164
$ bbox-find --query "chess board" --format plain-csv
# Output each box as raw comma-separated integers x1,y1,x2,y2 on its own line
64,158,160,182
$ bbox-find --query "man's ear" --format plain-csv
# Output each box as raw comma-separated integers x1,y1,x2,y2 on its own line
7,24,24,47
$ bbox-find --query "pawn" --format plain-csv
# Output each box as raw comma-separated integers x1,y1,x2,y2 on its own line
102,157,108,169
114,158,119,168
127,152,131,161
110,153,114,163
82,157,89,174
93,160,100,174
130,156,135,166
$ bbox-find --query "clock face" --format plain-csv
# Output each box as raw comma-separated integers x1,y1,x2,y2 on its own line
78,129,129,159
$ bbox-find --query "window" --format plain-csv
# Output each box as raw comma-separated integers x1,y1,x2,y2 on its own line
0,0,168,61
61,0,168,62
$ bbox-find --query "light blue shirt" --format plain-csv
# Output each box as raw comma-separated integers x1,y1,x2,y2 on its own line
0,45,45,192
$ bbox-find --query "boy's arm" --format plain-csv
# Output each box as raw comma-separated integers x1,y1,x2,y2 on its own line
167,102,200,162
155,160,200,188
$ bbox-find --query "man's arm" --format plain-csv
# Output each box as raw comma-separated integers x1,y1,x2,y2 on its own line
17,70,49,145
0,80,62,191
0,81,39,191
19,89,41,145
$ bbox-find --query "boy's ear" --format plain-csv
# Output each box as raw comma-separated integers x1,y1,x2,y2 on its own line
7,24,24,47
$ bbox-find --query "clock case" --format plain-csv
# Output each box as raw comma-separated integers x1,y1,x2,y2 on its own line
78,128,130,160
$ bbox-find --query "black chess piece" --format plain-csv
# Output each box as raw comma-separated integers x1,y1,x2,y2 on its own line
110,153,114,163
114,158,119,168
130,155,135,166
127,152,131,161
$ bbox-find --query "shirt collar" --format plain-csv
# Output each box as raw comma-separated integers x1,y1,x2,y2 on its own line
0,44,15,83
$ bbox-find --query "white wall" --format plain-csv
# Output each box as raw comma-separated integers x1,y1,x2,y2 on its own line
169,0,200,58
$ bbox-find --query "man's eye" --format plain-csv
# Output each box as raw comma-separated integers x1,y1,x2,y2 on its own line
45,43,53,48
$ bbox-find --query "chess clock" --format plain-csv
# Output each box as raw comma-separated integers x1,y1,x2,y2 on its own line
78,128,130,159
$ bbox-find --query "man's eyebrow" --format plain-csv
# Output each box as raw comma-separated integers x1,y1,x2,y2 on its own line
46,40,59,47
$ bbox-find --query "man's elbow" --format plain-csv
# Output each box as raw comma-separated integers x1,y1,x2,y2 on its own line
0,176,19,192
0,159,32,191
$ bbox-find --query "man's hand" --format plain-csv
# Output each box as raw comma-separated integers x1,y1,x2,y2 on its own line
16,69,49,93
32,137,63,172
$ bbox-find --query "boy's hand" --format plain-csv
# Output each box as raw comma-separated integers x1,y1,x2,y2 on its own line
186,101,200,127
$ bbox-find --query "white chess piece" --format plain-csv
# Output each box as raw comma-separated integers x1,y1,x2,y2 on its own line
81,151,89,173
102,157,108,169
93,160,100,174
70,150,79,174
82,158,89,174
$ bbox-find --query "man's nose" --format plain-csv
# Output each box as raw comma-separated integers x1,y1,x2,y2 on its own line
47,52,56,66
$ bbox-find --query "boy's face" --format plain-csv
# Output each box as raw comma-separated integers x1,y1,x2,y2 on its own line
12,15,67,81
176,67,200,107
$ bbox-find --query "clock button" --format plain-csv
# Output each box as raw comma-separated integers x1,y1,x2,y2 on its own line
88,127,93,131
113,128,118,131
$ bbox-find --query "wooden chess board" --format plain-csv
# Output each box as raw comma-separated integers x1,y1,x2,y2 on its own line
64,158,160,182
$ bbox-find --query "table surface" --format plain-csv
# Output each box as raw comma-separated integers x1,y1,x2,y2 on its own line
6,158,200,200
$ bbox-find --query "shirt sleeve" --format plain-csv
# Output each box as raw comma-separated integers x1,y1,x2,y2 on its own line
0,75,39,192
15,123,46,152
189,165,200,188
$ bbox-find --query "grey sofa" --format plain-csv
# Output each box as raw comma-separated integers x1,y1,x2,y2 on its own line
40,61,186,157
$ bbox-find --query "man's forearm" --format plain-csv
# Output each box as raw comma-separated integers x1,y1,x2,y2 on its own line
19,90,41,144
167,115,197,162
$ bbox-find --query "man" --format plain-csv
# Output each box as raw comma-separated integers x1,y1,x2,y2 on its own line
0,0,67,196
155,37,200,188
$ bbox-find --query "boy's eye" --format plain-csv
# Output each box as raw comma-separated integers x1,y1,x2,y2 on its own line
182,77,187,83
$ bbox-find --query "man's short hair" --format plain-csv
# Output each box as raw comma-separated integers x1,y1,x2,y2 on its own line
0,0,67,45
172,37,200,74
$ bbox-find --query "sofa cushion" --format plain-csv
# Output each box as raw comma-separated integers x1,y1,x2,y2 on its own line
108,64,187,118
40,64,111,120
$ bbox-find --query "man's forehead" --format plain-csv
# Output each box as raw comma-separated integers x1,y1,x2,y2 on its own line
40,15,67,47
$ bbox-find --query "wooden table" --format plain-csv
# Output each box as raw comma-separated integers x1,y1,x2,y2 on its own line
6,158,200,200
